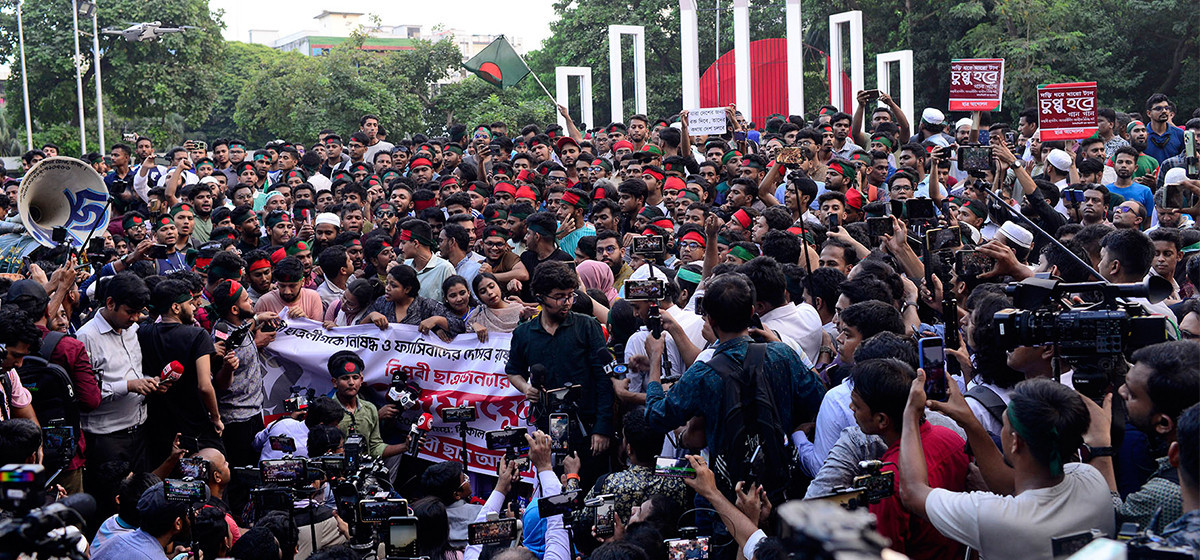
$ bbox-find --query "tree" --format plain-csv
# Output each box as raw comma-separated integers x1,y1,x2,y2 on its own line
425,76,555,134
195,41,286,144
0,0,225,143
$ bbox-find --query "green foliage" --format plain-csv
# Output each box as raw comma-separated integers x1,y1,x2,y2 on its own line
425,76,555,134
195,41,286,144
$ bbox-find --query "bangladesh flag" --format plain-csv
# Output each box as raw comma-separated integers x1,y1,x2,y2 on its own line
463,36,530,88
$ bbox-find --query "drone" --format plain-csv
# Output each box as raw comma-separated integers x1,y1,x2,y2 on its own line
101,21,199,42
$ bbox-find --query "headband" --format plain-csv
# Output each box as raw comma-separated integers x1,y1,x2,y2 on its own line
413,198,437,211
194,257,213,270
663,176,686,192
612,140,634,151
641,145,663,156
652,218,674,230
248,258,272,272
515,186,538,201
1182,240,1200,253
400,228,435,247
560,191,587,209
740,158,765,171
678,190,700,202
515,169,535,183
170,203,193,217
152,215,174,231
592,158,613,172
528,222,556,237
717,234,732,246
642,169,664,182
409,157,433,170
721,151,742,166
592,187,608,200
732,209,752,229
870,134,895,150
123,215,145,229
1007,404,1063,477
440,176,459,187
1126,120,1144,134
680,230,706,248
729,245,756,262
494,182,517,196
676,268,702,284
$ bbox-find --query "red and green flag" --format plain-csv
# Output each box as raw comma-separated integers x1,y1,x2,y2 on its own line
463,36,530,88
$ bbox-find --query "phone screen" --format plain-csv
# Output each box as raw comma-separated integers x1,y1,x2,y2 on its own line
654,456,696,478
593,495,616,537
387,517,419,557
920,337,948,401
549,414,569,452
665,537,710,559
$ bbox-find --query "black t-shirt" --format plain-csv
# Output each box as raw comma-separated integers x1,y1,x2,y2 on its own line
518,247,574,299
138,322,216,433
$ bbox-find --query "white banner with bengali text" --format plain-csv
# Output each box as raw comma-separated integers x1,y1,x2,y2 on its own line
259,315,527,477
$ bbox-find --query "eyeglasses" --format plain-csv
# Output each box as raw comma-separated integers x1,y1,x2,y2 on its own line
1149,105,1170,112
891,184,915,192
1116,206,1135,213
548,176,568,183
597,245,620,255
679,241,703,251
483,240,507,248
543,292,576,304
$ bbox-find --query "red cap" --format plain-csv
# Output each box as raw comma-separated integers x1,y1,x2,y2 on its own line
555,136,580,152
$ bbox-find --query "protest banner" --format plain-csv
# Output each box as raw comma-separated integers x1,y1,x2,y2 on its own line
1037,82,1098,141
260,316,526,477
948,59,1005,111
688,107,728,135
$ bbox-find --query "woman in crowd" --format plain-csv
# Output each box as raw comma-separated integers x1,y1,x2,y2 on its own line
323,278,379,328
468,272,529,341
364,264,465,340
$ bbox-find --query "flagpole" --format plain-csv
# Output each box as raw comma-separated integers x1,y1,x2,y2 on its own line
507,35,558,107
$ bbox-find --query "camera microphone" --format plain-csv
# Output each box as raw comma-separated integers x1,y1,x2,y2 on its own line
530,364,546,390
406,413,434,457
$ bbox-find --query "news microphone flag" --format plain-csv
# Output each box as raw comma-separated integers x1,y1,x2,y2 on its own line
463,36,530,89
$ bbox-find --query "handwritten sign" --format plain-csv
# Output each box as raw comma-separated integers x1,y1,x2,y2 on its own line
1037,82,1098,142
949,59,1005,111
689,107,728,136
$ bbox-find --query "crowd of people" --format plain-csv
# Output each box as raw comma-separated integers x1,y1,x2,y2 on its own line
0,90,1199,560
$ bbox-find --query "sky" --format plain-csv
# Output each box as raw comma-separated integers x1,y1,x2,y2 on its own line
208,0,560,51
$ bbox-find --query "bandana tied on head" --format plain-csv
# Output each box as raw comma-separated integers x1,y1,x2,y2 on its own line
495,182,517,196
152,215,174,231
123,215,145,231
409,158,433,171
212,280,246,315
721,151,743,166
612,140,634,152
413,198,437,212
169,203,193,217
663,176,686,192
680,230,706,248
560,191,587,209
729,245,756,262
642,168,664,182
732,209,752,229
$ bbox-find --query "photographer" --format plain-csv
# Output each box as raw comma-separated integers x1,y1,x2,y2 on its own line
189,447,243,540
1081,340,1199,530
506,260,616,485
585,407,690,523
622,265,706,385
253,396,345,461
210,279,278,468
92,482,193,560
419,461,480,549
92,472,162,553
898,377,1114,560
1098,229,1180,338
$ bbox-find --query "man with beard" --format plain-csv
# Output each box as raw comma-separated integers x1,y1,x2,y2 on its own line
188,181,217,243
1144,94,1185,165
506,260,615,488
596,229,634,292
148,215,188,274
140,279,222,464
591,198,620,233
556,137,583,184
242,250,273,304
209,279,277,467
480,226,525,288
1080,185,1111,225
1125,121,1164,183
231,207,262,253
1083,341,1199,530
554,188,595,257
254,257,323,320
1107,147,1155,221
627,114,651,152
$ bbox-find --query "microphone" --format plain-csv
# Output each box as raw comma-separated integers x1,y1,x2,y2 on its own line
406,413,434,457
160,361,183,382
530,364,546,390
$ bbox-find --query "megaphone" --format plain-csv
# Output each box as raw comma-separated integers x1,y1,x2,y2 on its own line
18,156,112,248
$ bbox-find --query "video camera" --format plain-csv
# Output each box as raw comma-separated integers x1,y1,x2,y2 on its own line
1060,521,1197,560
776,499,892,559
0,480,96,560
994,276,1171,401
283,386,315,413
813,460,896,511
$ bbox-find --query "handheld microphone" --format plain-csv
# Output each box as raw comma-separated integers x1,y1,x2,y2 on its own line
160,361,184,382
406,413,434,457
530,364,546,390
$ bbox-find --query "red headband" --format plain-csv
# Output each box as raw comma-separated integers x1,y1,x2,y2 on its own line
641,228,657,236
409,157,433,170
270,247,288,264
194,257,213,270
515,186,538,201
652,218,674,230
592,187,607,199
516,169,534,182
642,169,664,182
248,258,272,272
681,230,706,247
413,198,437,211
561,191,582,207
663,176,686,192
613,140,634,151
732,209,751,229
399,229,412,241
441,176,459,187
494,182,517,196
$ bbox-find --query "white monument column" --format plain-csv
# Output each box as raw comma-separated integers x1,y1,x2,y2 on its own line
876,50,914,125
828,11,864,113
608,25,647,123
733,0,752,119
555,66,594,131
680,0,700,111
785,0,804,116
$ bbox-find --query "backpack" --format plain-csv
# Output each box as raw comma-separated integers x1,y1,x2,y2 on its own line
965,384,1006,450
17,332,79,469
708,343,800,503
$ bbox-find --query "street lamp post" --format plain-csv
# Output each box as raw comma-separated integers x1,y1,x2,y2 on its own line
16,0,32,151
85,2,104,153
70,0,87,153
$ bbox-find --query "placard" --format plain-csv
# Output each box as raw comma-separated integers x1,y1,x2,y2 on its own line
1037,82,1098,142
949,59,1005,111
688,107,728,136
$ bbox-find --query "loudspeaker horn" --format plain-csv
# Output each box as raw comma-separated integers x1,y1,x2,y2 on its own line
17,156,112,248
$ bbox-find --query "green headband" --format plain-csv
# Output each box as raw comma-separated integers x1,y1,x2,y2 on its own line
675,268,702,284
729,245,756,262
870,135,895,150
1182,241,1200,253
1006,405,1063,477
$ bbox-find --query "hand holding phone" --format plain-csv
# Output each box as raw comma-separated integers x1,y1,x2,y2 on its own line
919,337,948,402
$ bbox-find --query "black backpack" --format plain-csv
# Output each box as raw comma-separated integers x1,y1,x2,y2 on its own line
17,332,78,469
708,343,800,503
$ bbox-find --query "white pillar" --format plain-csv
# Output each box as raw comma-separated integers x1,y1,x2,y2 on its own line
679,0,700,111
876,50,914,127
555,66,594,131
608,25,647,123
732,0,752,120
828,10,864,113
785,0,804,117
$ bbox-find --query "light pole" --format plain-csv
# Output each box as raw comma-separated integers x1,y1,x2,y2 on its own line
70,0,87,153
81,1,104,153
16,0,32,151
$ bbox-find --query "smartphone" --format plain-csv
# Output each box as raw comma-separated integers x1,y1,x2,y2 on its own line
179,457,211,481
864,89,881,100
549,413,569,453
260,458,307,484
87,237,107,256
592,494,617,538
957,145,994,172
919,337,948,402
955,249,995,278
905,199,937,221
538,489,583,518
179,435,201,454
665,537,710,560
827,214,840,232
468,518,517,546
147,243,170,260
1061,188,1085,207
654,456,696,478
359,498,409,523
485,428,530,454
733,131,748,142
866,216,892,239
268,435,297,453
385,517,419,558
1164,183,1197,210
925,226,961,253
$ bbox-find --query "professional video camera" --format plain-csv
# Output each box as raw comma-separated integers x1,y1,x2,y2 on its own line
994,275,1171,401
0,465,96,560
1061,520,1197,560
283,385,315,413
776,499,892,560
812,460,896,511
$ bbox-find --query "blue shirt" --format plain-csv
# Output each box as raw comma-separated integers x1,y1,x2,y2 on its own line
1145,125,1185,165
644,337,826,453
91,528,168,560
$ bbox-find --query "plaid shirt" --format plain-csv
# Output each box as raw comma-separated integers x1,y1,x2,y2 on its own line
1114,456,1183,531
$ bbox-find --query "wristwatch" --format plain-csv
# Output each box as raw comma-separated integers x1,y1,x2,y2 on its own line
1081,444,1116,462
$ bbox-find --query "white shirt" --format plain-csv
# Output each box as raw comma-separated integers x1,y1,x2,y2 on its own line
316,275,345,308
925,463,1116,560
759,302,824,363
625,305,706,384
76,312,147,434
